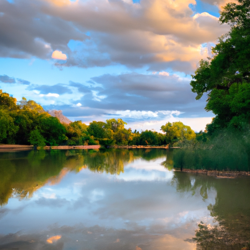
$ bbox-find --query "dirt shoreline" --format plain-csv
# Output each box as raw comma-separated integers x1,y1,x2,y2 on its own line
110,145,170,149
0,144,100,152
175,168,250,178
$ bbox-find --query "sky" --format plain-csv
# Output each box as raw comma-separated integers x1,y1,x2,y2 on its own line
0,0,232,131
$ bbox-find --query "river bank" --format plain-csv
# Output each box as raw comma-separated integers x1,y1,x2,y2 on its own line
175,168,250,178
110,145,170,149
0,144,100,152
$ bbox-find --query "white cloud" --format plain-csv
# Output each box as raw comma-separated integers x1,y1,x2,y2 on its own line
114,110,181,119
126,117,214,132
39,93,60,98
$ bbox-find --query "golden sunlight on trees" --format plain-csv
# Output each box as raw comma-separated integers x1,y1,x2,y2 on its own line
161,121,196,146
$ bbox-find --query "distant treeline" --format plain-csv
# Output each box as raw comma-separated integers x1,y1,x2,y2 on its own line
0,90,196,147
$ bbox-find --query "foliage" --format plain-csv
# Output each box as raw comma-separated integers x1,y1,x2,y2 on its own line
28,129,46,148
0,90,197,147
173,127,250,171
161,121,196,146
139,130,159,145
0,109,19,143
190,0,250,133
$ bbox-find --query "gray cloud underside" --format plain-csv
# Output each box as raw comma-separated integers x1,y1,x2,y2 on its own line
28,83,72,94
0,0,86,59
0,74,15,83
75,73,208,112
0,0,230,73
0,74,30,85
41,72,211,121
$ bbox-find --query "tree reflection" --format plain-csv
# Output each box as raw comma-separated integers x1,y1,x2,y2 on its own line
0,148,168,205
172,171,250,249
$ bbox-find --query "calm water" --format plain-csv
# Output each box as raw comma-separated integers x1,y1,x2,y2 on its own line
0,149,250,250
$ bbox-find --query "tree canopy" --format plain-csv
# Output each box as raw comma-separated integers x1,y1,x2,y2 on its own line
161,122,196,146
190,0,250,133
0,90,196,147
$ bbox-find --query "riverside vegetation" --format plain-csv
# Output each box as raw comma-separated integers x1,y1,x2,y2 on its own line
0,89,196,148
173,0,250,173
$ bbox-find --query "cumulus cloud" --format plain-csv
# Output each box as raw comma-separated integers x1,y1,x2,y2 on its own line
51,50,67,60
39,72,212,131
0,0,230,72
201,0,237,8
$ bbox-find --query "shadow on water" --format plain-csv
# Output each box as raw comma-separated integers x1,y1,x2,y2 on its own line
172,171,250,249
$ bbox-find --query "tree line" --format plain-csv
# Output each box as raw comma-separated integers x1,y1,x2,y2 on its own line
0,90,196,147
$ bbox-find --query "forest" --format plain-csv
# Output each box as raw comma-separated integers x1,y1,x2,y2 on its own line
0,90,196,147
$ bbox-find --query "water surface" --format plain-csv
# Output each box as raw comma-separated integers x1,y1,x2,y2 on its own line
0,149,249,250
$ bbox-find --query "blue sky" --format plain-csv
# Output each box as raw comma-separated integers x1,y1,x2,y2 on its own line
0,0,230,131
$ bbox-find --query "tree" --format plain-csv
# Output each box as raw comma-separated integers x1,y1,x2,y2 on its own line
105,118,127,132
190,0,250,132
0,91,18,110
0,109,18,143
38,116,67,146
29,129,46,149
161,122,196,146
88,121,112,139
66,121,88,145
18,97,45,113
139,130,159,145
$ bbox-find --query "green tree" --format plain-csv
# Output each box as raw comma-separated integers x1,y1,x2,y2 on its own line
161,122,196,146
0,90,18,110
66,121,88,145
105,118,127,132
139,130,159,145
38,116,67,146
0,109,19,143
190,0,250,133
29,129,46,148
88,121,112,139
18,97,45,113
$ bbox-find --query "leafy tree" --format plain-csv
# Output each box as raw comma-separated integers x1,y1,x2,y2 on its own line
190,0,250,133
0,90,18,110
88,121,112,139
66,121,88,145
29,129,46,148
38,116,67,146
139,130,159,145
18,97,45,113
161,122,196,146
0,109,19,143
105,118,127,132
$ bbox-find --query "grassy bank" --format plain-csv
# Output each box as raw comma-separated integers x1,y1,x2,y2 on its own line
173,129,250,172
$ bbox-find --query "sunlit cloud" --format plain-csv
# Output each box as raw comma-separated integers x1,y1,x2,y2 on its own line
46,235,61,244
51,50,67,60
46,0,79,7
159,71,170,76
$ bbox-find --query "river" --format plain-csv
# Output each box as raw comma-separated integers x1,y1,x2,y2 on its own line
0,149,249,250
